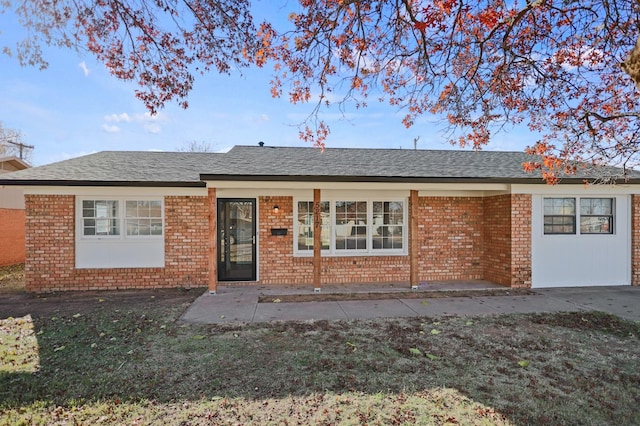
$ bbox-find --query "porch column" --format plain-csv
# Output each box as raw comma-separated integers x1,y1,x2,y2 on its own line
208,187,218,294
409,189,419,289
313,188,322,292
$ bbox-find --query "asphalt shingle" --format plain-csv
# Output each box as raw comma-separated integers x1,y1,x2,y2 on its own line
0,145,636,185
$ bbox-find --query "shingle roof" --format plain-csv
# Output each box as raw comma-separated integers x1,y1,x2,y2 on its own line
0,145,636,186
0,151,222,186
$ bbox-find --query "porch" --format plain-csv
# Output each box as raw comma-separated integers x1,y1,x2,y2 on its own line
180,279,545,325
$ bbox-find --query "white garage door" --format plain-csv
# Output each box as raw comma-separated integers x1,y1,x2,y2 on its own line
531,195,631,288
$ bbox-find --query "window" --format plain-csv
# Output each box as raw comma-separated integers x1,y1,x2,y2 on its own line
543,198,575,234
297,201,330,250
373,201,404,250
580,198,614,234
80,198,163,238
82,200,120,236
295,199,406,255
126,200,163,236
543,197,614,235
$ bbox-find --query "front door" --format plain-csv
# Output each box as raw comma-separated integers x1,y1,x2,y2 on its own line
218,199,256,281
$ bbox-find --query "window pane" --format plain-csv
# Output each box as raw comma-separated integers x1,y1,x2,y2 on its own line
580,198,613,215
149,201,162,217
127,219,140,236
544,198,575,215
580,216,613,234
543,216,575,234
151,220,163,235
126,201,138,217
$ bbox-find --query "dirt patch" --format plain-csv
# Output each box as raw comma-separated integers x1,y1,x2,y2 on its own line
0,263,205,318
0,287,205,319
0,264,25,293
258,287,535,303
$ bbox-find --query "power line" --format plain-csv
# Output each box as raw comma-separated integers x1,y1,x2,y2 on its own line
1,137,34,160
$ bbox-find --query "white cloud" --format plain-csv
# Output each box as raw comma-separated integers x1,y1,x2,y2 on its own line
102,111,167,134
101,124,120,133
104,113,131,123
143,123,161,134
134,111,168,122
79,61,90,77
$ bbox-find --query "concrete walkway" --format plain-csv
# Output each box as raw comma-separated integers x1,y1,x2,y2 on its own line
180,285,640,324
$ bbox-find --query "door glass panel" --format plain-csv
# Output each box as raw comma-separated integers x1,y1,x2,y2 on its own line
218,199,256,281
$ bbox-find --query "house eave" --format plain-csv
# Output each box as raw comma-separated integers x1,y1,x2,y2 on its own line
199,174,640,185
0,179,206,188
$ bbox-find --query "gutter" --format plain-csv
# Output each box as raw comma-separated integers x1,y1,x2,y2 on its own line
0,180,207,188
198,174,640,185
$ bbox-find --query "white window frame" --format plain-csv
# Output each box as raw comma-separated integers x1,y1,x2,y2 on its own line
78,197,164,240
543,196,615,236
294,197,408,256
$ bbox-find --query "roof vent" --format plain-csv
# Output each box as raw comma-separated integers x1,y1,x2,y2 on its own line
258,141,265,147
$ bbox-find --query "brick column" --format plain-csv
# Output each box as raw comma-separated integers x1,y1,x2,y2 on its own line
510,194,532,288
409,190,419,289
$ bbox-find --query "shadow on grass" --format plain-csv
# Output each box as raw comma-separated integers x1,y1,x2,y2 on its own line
1,290,639,425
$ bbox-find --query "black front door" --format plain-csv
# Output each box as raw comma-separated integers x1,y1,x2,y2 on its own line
218,199,256,281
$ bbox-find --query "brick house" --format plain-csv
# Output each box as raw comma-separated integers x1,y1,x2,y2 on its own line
1,145,639,292
0,156,30,266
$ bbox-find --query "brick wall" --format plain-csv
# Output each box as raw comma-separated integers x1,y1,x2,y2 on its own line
510,194,532,288
0,208,26,266
25,194,209,292
483,195,512,285
23,192,536,291
481,194,532,288
255,196,411,285
417,197,484,281
255,196,485,286
632,195,640,286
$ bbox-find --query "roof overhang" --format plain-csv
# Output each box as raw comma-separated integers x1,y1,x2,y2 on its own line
0,156,30,172
198,174,640,185
0,179,206,188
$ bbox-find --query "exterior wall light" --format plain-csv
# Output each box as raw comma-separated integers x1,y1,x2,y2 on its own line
273,205,280,214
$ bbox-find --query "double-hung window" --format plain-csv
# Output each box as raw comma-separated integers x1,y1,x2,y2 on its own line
80,198,164,239
295,198,406,255
82,200,120,236
579,198,613,234
543,197,614,235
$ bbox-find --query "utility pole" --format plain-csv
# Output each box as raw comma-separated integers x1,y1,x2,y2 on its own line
0,137,34,160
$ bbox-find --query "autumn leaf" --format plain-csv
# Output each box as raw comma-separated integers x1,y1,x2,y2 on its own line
409,348,422,356
518,360,530,368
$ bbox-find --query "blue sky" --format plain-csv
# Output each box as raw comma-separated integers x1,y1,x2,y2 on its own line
0,2,537,166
